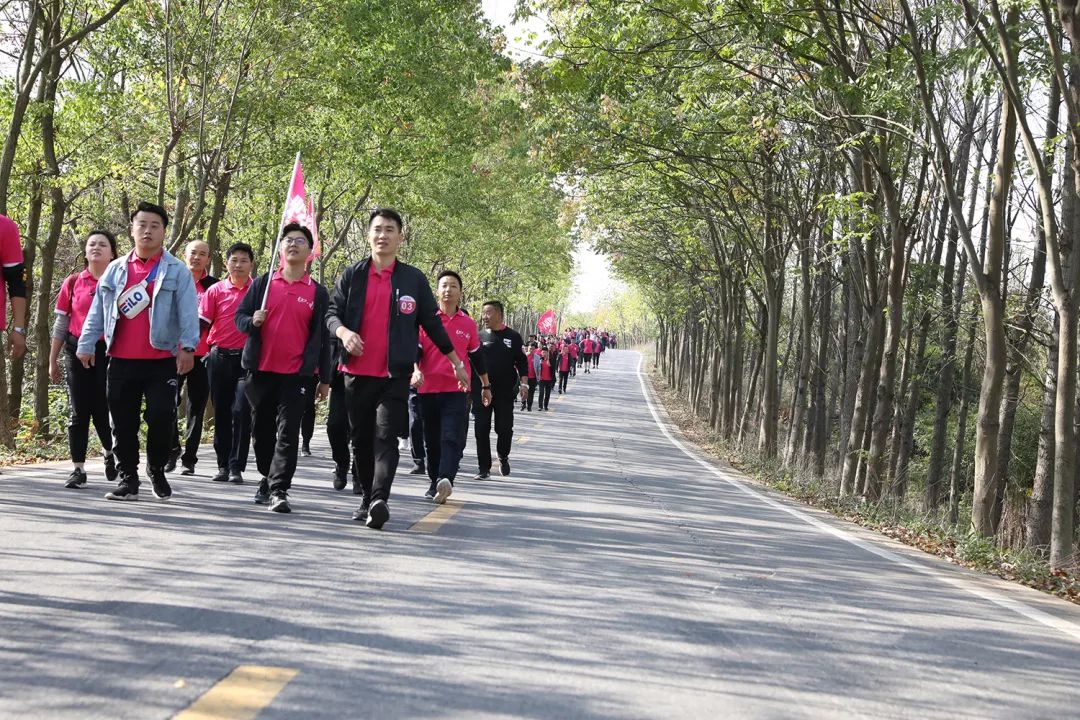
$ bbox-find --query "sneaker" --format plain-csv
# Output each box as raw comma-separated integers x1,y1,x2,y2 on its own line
229,471,244,485
164,448,181,473
269,492,291,513
424,483,437,500
254,478,270,505
301,444,312,457
149,468,172,500
103,453,118,482
433,478,453,505
352,501,370,522
105,483,138,501
366,499,390,529
180,461,196,476
473,471,490,481
332,467,348,491
398,437,410,452
212,468,230,483
408,462,426,475
64,468,88,489
499,457,511,477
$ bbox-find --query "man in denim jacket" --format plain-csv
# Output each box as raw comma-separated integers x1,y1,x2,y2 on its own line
77,202,200,502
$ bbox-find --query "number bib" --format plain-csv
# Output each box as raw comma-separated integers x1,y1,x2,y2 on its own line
117,281,151,319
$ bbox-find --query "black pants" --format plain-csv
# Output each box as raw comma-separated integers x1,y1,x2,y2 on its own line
171,358,210,466
582,353,592,372
206,347,250,472
420,392,468,483
526,378,537,410
326,372,352,475
539,379,554,409
301,376,318,446
409,388,425,465
593,352,600,368
473,387,515,472
64,341,112,463
245,371,308,493
569,358,577,377
558,370,569,393
344,374,409,504
107,357,177,485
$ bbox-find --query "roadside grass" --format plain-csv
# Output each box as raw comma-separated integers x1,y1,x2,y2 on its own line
642,358,1080,606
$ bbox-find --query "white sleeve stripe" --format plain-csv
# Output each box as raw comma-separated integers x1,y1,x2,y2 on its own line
1,262,20,267
198,315,211,323
55,310,68,316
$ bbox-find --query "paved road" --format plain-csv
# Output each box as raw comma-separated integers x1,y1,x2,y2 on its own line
3,349,1080,718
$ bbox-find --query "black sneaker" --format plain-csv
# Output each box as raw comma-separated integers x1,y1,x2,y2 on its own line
352,500,370,522
269,492,291,513
433,478,453,505
499,457,511,477
366,499,389,529
301,444,312,457
424,482,437,500
149,468,172,500
333,467,348,491
65,468,88,489
164,448,181,473
105,483,138,501
180,461,196,476
229,471,244,485
103,453,118,482
408,462,426,475
474,471,490,480
212,468,230,482
254,478,270,505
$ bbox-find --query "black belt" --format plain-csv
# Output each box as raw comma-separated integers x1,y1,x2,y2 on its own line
213,347,243,357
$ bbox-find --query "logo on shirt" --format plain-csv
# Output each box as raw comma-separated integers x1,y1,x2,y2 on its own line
297,295,314,310
503,338,512,348
399,295,416,315
456,329,470,340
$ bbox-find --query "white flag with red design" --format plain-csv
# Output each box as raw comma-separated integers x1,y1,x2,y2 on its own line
537,309,557,335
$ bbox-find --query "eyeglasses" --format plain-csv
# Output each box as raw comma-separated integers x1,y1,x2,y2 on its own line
281,236,309,246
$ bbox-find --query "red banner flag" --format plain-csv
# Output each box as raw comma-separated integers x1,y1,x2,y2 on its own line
307,193,321,263
537,309,557,335
262,152,317,307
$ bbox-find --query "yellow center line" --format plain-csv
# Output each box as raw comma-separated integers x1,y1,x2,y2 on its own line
174,665,298,720
409,498,465,534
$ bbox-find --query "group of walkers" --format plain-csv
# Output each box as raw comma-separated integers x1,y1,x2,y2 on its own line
0,202,616,530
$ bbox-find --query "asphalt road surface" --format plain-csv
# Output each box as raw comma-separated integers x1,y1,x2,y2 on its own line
3,349,1080,719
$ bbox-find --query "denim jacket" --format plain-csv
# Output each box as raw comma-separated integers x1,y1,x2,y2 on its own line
77,249,199,357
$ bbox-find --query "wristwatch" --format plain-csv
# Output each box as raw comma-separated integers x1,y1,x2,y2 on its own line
482,385,491,390
454,361,465,370
11,326,26,336
181,346,196,353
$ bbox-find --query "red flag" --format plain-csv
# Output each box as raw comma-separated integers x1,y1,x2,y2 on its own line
537,309,557,335
278,154,314,269
307,193,321,264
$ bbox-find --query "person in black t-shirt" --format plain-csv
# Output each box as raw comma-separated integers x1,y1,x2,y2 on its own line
471,300,527,479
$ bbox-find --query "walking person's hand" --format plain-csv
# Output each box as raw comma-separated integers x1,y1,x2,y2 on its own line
317,382,330,401
76,351,95,369
482,388,492,407
49,359,62,384
177,349,194,375
8,330,25,359
252,308,268,327
341,328,364,356
453,364,469,391
411,369,424,388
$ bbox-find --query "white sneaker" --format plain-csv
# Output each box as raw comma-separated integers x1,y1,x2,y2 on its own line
398,437,410,452
434,478,453,505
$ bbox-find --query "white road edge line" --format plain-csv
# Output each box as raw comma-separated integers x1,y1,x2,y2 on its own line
632,352,1080,644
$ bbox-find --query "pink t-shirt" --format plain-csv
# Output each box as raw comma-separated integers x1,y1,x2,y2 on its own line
540,358,553,381
559,352,570,372
200,277,251,350
55,270,99,339
418,309,479,394
192,273,212,357
526,349,536,379
258,272,316,374
109,251,174,361
0,214,22,331
341,261,394,377
569,343,579,359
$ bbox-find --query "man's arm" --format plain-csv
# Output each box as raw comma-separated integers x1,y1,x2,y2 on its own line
235,274,263,335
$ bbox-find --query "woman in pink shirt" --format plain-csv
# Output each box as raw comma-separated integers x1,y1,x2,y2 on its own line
557,341,571,394
49,230,119,489
412,270,491,504
522,341,539,411
534,346,555,410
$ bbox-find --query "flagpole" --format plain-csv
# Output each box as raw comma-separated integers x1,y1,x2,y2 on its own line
261,151,301,310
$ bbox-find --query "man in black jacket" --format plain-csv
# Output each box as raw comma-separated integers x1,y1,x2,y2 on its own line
326,208,469,529
235,223,331,514
471,301,527,478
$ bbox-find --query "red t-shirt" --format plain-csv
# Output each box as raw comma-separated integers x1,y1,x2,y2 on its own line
55,270,100,339
559,352,570,372
200,277,251,350
526,349,536,379
192,272,211,357
569,343,579,359
258,271,316,374
110,251,174,361
0,214,22,331
418,309,479,394
540,359,553,382
341,261,394,377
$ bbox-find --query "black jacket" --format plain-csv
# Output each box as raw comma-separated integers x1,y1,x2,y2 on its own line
326,257,454,378
235,271,332,379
